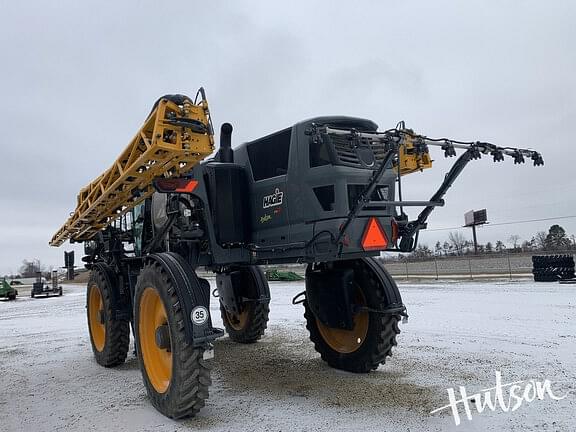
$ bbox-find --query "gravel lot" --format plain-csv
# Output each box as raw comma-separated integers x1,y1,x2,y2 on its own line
0,279,574,432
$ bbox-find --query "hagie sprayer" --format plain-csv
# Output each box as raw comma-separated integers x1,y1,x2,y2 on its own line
50,88,543,418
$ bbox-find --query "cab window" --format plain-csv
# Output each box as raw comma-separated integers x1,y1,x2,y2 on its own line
247,128,291,181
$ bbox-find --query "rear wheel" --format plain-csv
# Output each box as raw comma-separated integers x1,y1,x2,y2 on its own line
221,301,269,343
304,260,401,373
87,269,130,367
219,266,270,343
134,262,211,419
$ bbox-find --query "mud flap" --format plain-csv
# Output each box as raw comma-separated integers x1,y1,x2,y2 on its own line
216,265,270,315
148,252,224,348
91,262,130,321
305,267,355,330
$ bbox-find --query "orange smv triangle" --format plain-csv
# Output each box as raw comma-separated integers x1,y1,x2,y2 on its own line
361,217,388,250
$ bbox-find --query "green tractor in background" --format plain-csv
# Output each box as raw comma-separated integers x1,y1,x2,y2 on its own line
1,278,18,301
264,268,304,282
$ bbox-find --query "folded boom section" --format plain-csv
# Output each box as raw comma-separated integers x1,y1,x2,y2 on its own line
50,93,214,246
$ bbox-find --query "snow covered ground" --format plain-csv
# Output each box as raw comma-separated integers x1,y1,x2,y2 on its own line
0,279,574,432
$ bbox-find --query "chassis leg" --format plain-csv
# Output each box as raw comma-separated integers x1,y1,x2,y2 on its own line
303,258,403,373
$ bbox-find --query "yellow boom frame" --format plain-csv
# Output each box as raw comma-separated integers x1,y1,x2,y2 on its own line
50,95,214,246
396,134,433,176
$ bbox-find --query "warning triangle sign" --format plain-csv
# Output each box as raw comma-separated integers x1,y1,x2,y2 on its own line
361,217,388,250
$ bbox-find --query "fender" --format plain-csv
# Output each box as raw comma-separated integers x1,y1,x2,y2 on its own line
147,252,224,347
360,257,404,308
91,262,130,321
306,257,405,330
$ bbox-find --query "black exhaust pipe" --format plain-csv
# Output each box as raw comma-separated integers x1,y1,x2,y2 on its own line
219,123,234,163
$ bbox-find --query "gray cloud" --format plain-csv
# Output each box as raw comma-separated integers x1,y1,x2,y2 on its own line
1,1,575,274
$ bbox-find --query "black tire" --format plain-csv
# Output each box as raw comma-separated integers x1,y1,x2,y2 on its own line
31,291,35,298
134,262,211,419
304,260,401,373
220,301,270,343
87,269,130,367
8,294,16,301
58,287,63,296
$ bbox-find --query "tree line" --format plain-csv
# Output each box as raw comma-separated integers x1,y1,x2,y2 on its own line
2,259,51,279
411,224,575,258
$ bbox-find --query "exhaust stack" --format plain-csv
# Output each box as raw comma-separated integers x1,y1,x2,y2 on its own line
219,123,234,163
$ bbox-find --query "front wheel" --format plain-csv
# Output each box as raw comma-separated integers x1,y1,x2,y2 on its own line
304,260,401,373
134,262,211,419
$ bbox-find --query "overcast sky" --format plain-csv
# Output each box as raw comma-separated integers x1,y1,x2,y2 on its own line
0,1,575,275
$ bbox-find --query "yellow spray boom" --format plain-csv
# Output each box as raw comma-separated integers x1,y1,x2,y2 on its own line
50,90,214,246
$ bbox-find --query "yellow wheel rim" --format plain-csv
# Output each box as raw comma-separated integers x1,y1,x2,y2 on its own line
226,307,249,331
88,284,106,352
316,288,369,354
139,287,172,394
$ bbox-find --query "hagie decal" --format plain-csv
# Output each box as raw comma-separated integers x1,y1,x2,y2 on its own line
263,188,284,209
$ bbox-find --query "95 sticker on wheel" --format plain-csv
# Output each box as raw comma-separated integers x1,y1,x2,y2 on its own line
191,306,209,325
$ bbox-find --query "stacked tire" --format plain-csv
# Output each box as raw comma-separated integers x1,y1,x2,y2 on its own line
532,255,575,282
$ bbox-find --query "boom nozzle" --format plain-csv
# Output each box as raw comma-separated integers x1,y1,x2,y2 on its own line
532,152,544,166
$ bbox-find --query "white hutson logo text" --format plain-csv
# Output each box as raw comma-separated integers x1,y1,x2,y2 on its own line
430,371,567,426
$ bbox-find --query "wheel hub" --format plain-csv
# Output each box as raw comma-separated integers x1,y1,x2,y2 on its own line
155,324,171,351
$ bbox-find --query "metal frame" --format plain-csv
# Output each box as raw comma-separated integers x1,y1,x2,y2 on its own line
50,92,214,246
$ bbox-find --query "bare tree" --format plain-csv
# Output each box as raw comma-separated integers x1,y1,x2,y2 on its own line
448,231,467,256
521,240,534,252
533,231,547,250
508,234,521,251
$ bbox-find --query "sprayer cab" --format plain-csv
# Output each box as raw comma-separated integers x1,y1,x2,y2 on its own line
223,116,400,262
